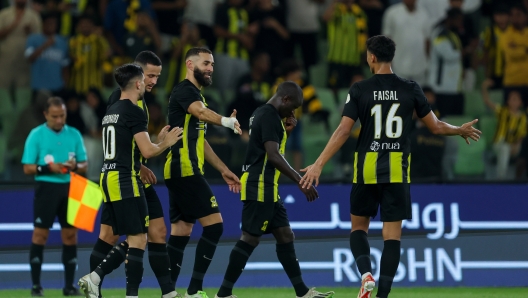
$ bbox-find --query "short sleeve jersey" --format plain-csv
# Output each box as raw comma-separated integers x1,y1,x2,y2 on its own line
342,74,431,184
100,99,148,202
240,104,287,202
22,124,87,183
164,79,207,179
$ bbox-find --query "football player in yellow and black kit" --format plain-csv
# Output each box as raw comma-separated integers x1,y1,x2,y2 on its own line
79,64,183,298
215,82,335,298
300,36,481,298
84,51,176,298
164,47,242,298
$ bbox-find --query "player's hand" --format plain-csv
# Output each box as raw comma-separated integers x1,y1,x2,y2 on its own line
284,112,297,136
230,109,243,135
140,164,157,185
459,119,482,145
221,170,241,194
298,183,319,202
157,125,170,143
164,126,184,146
299,164,322,189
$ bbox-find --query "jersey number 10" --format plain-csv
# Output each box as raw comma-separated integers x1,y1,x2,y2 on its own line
371,103,403,139
102,125,116,160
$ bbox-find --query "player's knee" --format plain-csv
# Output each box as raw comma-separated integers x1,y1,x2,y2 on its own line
277,229,294,244
202,222,223,242
32,232,48,245
171,222,193,236
100,233,119,245
61,231,78,245
148,223,167,243
241,232,260,247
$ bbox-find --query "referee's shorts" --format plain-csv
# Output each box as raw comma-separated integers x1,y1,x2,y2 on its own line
33,182,73,229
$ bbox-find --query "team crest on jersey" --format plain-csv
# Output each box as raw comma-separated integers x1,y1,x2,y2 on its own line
370,141,380,152
261,220,269,231
145,215,150,227
210,196,218,208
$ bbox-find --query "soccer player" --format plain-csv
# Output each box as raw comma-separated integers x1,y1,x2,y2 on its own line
299,35,481,298
85,51,174,298
164,47,241,298
215,81,335,298
22,96,88,297
78,63,183,298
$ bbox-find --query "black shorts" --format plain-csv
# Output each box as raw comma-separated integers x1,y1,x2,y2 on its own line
165,175,219,224
104,198,149,236
350,183,411,222
100,184,164,226
33,182,73,229
241,199,290,237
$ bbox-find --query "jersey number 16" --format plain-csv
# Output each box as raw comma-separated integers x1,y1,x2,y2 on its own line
102,125,116,160
371,103,402,139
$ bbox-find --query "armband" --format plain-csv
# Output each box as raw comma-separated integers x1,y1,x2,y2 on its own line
36,164,52,175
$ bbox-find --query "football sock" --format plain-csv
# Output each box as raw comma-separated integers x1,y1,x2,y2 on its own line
217,240,256,297
125,248,144,296
29,243,44,286
62,244,77,287
167,235,190,286
89,238,114,290
276,241,309,297
377,240,401,298
187,223,223,295
94,241,128,280
350,230,372,275
148,242,174,295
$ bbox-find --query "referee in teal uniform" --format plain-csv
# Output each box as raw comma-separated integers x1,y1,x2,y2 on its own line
22,97,88,297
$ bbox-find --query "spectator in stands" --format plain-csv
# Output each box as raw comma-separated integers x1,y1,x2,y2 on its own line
323,0,368,91
62,90,98,137
428,8,464,116
357,0,387,38
248,0,289,75
382,0,431,86
103,0,156,57
184,0,223,50
422,86,441,118
499,5,528,106
284,0,325,73
480,4,510,89
69,15,109,94
151,0,186,54
482,79,527,179
85,87,105,133
123,12,161,58
0,0,42,91
165,21,206,94
25,12,69,94
213,0,253,95
273,59,327,170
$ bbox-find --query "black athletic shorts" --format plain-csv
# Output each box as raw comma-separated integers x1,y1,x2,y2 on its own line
165,175,219,224
100,184,164,226
241,199,290,237
350,183,411,222
104,197,149,236
33,182,73,229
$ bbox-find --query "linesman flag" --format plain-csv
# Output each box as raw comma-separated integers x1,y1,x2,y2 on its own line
67,172,103,232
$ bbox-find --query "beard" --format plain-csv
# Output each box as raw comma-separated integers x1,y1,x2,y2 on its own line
194,67,212,87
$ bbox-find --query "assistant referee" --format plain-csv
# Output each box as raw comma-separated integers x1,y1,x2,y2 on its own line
22,96,88,297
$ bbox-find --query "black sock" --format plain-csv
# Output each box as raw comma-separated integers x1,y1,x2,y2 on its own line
148,242,174,295
350,230,372,275
377,240,401,298
94,241,128,279
167,235,190,287
276,242,309,297
29,243,44,286
62,245,77,288
125,248,145,296
90,239,113,272
217,240,256,297
187,223,223,295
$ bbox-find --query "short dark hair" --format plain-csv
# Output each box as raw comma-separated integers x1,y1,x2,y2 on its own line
45,96,65,111
41,12,58,22
184,47,213,60
366,35,396,63
447,8,463,20
276,81,302,99
114,63,144,89
134,51,162,67
421,86,434,94
511,4,528,15
77,14,95,24
279,59,302,77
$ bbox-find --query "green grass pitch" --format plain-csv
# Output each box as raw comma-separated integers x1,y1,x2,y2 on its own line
1,287,527,298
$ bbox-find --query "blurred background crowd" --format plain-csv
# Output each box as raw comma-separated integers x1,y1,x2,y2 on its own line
1,0,528,183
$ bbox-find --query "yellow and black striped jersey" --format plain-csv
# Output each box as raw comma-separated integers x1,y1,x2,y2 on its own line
214,3,249,60
69,34,108,93
240,104,287,202
164,79,207,179
493,105,527,144
100,99,147,202
344,74,431,184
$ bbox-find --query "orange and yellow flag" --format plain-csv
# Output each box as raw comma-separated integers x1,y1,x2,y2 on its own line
67,172,103,232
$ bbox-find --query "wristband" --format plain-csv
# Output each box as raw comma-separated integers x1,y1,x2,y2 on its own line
36,164,52,175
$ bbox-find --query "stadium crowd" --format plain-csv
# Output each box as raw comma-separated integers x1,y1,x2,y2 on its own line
1,0,528,182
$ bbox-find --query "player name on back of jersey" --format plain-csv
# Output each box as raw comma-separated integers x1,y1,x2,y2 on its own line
102,114,119,125
374,91,398,101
